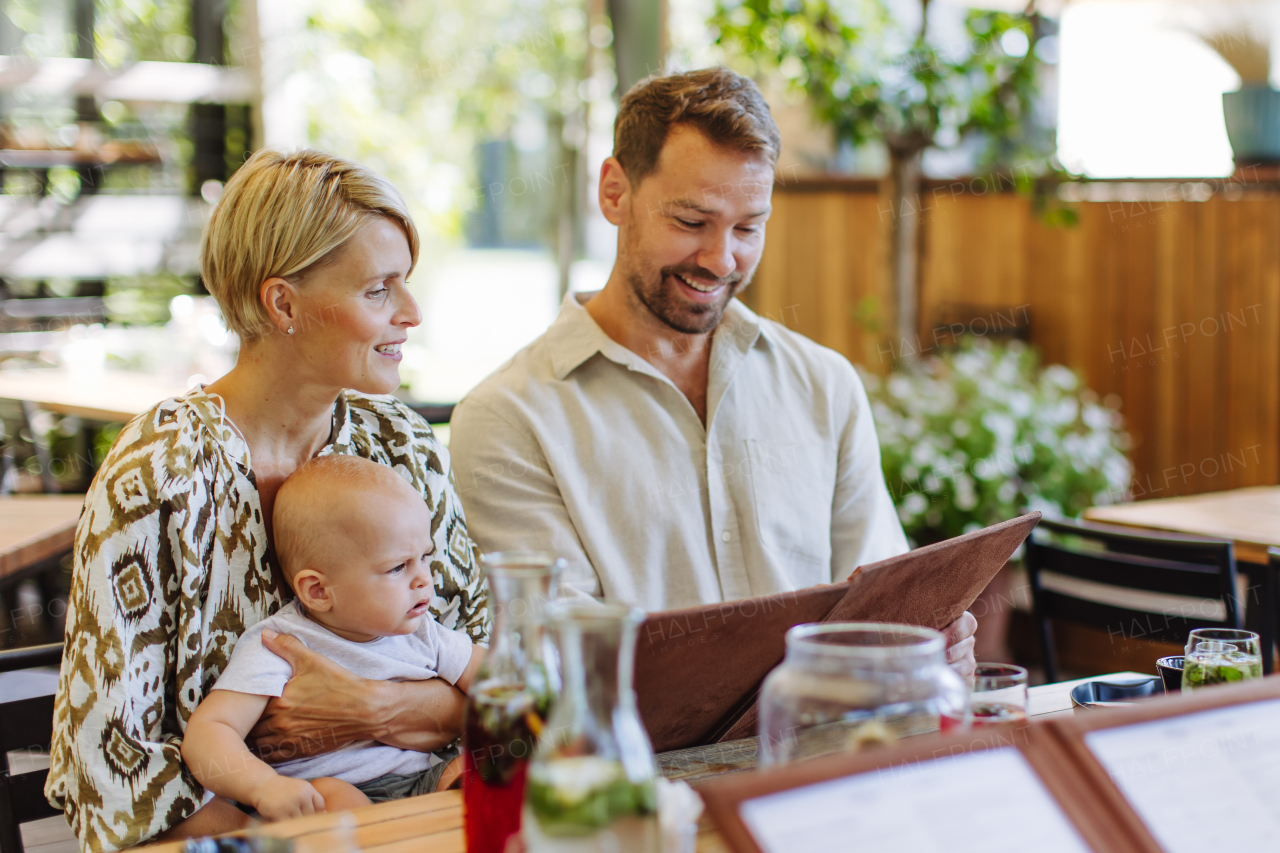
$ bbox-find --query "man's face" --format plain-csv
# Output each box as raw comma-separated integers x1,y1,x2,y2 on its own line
617,125,773,335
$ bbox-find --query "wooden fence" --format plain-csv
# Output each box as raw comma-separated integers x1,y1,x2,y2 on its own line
743,182,1280,498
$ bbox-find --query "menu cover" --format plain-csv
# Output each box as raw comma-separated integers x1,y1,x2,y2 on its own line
701,676,1280,853
700,720,1151,853
634,512,1042,752
1054,676,1280,853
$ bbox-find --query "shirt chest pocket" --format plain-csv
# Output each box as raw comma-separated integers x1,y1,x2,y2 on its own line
745,438,836,570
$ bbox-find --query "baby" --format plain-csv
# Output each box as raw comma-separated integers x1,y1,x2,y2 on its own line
183,455,483,820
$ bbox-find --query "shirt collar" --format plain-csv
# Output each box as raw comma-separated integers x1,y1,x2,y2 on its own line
547,289,769,381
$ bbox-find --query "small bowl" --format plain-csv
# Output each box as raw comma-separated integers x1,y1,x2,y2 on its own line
1069,676,1162,711
1156,656,1185,693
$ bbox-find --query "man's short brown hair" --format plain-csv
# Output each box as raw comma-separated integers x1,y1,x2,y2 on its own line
613,67,781,186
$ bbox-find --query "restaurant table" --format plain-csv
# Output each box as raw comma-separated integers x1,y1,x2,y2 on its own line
1083,486,1280,566
0,368,183,423
139,672,1146,853
1084,486,1280,668
0,494,83,637
0,495,82,581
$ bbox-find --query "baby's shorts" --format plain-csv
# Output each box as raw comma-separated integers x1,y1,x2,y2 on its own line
354,744,463,802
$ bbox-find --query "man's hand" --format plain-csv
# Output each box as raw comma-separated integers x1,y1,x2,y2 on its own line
942,611,978,679
248,629,467,762
252,776,326,821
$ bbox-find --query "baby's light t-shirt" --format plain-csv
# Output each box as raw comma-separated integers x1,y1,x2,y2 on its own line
209,599,474,784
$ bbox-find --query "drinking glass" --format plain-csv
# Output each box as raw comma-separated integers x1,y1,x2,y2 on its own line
942,663,1028,730
1182,628,1262,690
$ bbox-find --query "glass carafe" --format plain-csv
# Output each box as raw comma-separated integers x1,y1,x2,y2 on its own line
463,552,563,853
758,622,968,765
523,602,659,853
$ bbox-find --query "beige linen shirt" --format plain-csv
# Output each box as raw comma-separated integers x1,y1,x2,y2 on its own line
450,292,909,611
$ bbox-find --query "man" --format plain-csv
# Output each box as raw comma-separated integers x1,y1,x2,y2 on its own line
450,68,976,673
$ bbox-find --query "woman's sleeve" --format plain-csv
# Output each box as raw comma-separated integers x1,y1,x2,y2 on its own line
425,431,492,645
45,421,202,852
386,402,490,645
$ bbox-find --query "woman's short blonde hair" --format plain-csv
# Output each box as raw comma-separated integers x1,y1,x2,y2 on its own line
201,147,420,340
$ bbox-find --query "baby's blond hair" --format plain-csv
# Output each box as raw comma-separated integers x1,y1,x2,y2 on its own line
201,147,420,341
272,455,419,585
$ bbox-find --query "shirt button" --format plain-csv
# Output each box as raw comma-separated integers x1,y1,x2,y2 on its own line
722,531,731,542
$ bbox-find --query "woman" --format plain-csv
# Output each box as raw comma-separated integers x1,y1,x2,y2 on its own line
45,149,488,852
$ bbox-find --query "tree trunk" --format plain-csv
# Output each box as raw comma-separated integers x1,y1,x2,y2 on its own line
888,146,924,363
555,136,579,301
548,113,581,301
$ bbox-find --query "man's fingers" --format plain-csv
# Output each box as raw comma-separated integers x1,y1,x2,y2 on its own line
260,630,314,672
943,611,978,646
945,636,975,664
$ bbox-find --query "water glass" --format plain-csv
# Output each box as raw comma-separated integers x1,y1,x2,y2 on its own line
1182,628,1262,690
939,663,1028,731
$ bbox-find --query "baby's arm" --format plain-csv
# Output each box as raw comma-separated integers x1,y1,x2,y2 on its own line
455,645,486,694
183,690,326,820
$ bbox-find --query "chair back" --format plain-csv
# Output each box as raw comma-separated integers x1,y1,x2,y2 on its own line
0,643,64,853
1025,518,1241,683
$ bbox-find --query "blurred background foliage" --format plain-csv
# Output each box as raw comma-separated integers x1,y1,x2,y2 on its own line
297,0,609,251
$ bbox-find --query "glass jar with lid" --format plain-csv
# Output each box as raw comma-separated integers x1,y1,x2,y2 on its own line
758,622,968,765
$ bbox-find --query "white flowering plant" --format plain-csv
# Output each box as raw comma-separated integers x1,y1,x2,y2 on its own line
861,340,1132,546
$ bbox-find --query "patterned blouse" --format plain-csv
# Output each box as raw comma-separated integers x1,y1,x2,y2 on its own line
45,387,489,852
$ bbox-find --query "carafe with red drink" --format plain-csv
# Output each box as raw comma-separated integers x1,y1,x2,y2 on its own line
463,552,563,853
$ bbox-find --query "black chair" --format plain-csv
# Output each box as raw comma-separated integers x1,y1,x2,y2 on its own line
1026,518,1244,683
1269,547,1280,672
406,402,455,426
0,642,63,853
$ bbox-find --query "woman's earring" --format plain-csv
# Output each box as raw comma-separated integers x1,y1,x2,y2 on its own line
287,325,295,335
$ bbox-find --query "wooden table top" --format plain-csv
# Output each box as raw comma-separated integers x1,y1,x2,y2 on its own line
1084,485,1280,564
143,673,1144,853
0,494,83,580
0,368,182,423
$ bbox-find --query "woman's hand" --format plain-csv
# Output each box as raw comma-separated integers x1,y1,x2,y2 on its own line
248,630,465,761
253,776,327,821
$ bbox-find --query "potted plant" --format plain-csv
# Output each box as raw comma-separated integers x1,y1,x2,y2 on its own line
862,339,1131,660
1205,26,1280,162
863,339,1131,543
711,0,1059,355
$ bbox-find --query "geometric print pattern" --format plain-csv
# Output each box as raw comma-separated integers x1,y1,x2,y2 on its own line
45,388,490,852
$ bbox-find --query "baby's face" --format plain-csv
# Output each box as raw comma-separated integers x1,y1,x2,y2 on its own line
320,489,436,639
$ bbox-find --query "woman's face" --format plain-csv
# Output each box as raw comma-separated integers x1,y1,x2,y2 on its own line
288,217,420,395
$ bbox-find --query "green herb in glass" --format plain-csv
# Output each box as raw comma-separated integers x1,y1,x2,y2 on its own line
1182,632,1263,692
522,603,658,852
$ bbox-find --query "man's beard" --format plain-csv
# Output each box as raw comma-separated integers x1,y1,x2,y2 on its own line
628,265,750,335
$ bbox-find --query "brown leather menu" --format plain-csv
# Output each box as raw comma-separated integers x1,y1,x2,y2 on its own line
700,719,1153,853
701,676,1280,853
634,512,1042,752
633,584,850,753
1049,676,1280,853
